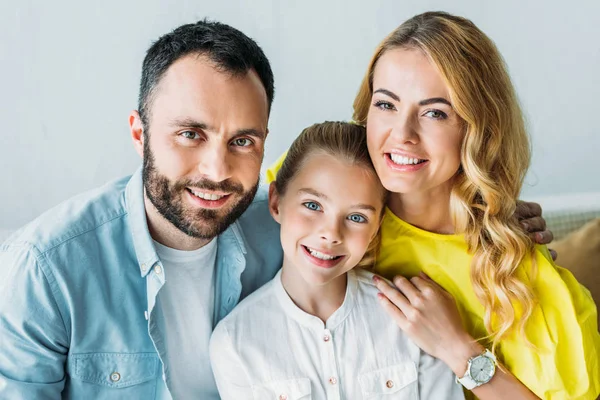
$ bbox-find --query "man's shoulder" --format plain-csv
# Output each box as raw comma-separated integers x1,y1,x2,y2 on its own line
2,175,132,255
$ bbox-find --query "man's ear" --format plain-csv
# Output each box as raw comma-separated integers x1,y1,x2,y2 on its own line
129,110,145,158
268,182,282,224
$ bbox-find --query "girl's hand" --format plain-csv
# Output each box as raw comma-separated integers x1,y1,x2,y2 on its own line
373,272,482,374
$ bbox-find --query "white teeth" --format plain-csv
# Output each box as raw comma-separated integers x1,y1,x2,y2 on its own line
306,247,337,260
390,154,424,165
190,190,225,201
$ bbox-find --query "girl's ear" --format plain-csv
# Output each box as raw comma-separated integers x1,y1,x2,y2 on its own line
268,182,282,224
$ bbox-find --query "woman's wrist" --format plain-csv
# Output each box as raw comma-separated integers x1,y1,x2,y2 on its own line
439,334,485,376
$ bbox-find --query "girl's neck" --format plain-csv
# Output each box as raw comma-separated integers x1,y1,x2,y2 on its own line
280,260,348,324
387,182,455,234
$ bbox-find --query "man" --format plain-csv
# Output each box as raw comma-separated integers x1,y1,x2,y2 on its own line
0,20,280,399
0,19,552,399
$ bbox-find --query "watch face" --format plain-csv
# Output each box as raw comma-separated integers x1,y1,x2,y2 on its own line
469,355,495,384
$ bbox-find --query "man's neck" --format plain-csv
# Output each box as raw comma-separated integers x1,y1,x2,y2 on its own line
144,196,212,251
280,260,348,323
387,181,455,234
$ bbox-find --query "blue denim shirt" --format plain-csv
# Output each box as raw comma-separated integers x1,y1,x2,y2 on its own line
0,168,283,399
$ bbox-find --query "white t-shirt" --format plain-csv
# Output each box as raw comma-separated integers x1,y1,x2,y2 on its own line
154,238,218,400
210,268,465,400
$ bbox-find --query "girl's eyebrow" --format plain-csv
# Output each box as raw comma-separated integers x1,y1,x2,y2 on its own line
297,188,376,212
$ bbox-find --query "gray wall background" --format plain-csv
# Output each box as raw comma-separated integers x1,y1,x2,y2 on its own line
1,0,599,229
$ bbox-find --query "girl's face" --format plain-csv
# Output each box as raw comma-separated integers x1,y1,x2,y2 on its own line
366,48,465,197
269,152,384,286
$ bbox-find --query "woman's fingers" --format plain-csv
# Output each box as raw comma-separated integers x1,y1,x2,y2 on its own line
392,275,422,303
373,275,412,311
376,292,408,329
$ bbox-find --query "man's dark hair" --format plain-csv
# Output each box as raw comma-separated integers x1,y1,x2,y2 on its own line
138,19,275,126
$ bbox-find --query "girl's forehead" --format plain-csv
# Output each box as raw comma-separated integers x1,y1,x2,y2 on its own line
287,153,384,206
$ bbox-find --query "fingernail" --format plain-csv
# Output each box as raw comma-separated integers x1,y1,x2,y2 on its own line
536,232,544,241
521,221,529,230
372,275,380,283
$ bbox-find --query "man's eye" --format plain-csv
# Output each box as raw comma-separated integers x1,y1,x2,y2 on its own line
348,214,366,223
303,202,321,211
233,138,253,147
181,131,200,140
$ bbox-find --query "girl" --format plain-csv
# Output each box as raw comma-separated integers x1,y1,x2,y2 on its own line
210,121,464,399
268,12,599,400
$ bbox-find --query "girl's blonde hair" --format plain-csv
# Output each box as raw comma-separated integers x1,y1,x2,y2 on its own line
353,12,536,349
275,121,387,268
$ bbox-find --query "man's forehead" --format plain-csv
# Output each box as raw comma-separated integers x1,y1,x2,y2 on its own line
149,54,269,128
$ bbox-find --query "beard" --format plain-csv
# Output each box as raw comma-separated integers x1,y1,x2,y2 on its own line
142,138,259,240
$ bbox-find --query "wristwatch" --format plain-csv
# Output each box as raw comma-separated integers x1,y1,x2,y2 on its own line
456,349,497,390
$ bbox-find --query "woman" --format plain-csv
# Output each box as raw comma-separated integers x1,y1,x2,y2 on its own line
268,11,599,399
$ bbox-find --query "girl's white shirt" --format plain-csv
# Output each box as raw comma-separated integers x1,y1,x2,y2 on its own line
209,268,465,400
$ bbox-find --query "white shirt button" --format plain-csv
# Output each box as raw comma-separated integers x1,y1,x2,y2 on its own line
323,334,330,342
279,394,287,400
110,372,121,382
386,380,394,388
329,377,337,385
154,265,162,275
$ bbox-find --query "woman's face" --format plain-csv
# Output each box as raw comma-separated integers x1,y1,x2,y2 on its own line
366,47,465,197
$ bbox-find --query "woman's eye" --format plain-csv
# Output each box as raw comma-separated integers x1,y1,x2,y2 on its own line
424,109,447,119
303,202,321,211
374,100,395,111
348,214,366,223
233,138,253,147
180,131,200,140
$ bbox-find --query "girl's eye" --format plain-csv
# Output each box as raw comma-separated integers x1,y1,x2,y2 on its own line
233,138,253,147
180,131,200,140
303,201,321,211
374,100,395,111
424,109,448,119
348,214,366,223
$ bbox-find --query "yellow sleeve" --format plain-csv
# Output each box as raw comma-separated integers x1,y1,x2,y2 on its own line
265,151,288,183
501,246,600,400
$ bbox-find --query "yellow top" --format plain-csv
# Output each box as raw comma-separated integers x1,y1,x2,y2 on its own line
267,154,600,400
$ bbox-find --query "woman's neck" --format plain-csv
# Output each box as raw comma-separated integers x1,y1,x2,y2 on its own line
280,260,348,323
387,182,455,234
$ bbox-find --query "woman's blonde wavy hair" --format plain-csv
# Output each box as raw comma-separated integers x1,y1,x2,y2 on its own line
353,11,536,349
274,121,387,269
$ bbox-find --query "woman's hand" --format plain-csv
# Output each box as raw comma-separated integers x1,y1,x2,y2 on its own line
373,272,482,374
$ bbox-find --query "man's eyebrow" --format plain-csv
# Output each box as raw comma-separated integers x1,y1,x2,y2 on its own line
169,118,209,130
298,188,377,212
169,118,266,139
374,89,452,108
235,128,267,139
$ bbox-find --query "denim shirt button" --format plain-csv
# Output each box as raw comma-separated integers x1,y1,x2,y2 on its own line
110,372,121,382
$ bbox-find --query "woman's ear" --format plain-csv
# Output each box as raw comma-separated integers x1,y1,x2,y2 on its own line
268,182,282,224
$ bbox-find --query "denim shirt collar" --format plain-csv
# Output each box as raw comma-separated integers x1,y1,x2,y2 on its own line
125,167,160,278
124,166,248,322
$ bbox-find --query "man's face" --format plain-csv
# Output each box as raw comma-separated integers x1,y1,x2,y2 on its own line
142,54,269,239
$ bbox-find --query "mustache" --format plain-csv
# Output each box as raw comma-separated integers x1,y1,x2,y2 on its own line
174,178,244,194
